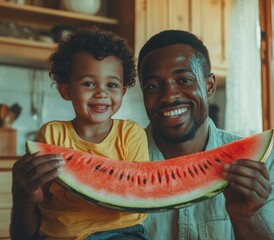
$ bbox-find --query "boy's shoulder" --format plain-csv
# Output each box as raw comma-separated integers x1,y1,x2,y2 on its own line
113,119,146,136
40,120,71,129
114,119,144,128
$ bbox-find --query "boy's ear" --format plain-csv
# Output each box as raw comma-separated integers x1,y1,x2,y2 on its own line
122,87,127,96
58,83,71,101
206,73,217,98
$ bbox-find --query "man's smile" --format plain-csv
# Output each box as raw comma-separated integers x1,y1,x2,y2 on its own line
163,107,187,117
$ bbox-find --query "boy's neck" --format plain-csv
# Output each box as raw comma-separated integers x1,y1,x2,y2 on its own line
71,118,113,143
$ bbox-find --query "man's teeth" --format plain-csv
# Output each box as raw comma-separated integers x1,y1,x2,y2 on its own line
163,108,187,117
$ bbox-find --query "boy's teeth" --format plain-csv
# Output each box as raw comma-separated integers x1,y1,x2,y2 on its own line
96,105,107,109
163,108,186,117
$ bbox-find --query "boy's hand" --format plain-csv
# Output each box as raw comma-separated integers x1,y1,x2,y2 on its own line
12,152,64,204
223,159,272,218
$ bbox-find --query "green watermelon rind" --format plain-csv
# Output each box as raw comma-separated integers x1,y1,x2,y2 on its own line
55,177,229,212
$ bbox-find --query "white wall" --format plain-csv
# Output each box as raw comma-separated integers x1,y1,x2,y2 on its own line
0,65,149,155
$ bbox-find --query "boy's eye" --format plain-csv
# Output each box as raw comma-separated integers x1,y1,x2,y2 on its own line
82,82,94,87
108,82,119,88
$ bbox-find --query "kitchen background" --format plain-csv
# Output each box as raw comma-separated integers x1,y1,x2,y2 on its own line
1,0,273,238
0,65,149,155
0,0,272,156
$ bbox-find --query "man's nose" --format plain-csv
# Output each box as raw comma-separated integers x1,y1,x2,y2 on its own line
160,81,181,102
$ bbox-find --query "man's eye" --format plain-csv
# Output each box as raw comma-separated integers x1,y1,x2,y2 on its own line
177,78,193,85
144,83,160,91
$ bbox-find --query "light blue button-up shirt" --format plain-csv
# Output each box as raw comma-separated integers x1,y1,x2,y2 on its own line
143,119,274,240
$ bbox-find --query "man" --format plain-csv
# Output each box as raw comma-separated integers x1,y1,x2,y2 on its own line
137,30,274,240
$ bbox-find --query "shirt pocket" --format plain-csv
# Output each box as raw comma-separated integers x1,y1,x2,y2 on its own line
198,218,235,240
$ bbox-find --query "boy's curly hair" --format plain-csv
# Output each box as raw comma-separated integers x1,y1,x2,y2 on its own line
49,26,136,88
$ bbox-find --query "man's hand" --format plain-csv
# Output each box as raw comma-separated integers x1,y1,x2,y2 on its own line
12,152,65,204
223,159,272,218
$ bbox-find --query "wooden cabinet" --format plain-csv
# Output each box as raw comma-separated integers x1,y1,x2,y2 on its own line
135,0,232,79
0,0,134,69
0,156,17,239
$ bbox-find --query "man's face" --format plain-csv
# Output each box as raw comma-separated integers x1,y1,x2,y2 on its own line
139,44,215,143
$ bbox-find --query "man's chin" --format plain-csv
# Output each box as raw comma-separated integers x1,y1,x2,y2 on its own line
156,119,203,144
160,130,196,144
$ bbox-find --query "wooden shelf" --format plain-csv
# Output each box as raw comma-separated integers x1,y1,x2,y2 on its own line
0,155,19,170
0,36,56,69
0,1,119,69
0,1,118,26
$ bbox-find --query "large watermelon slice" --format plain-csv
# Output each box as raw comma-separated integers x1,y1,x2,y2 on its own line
26,129,273,212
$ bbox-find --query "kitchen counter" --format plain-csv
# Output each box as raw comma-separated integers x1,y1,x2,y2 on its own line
0,155,19,239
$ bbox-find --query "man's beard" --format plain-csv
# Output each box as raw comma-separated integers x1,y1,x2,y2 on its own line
157,114,207,144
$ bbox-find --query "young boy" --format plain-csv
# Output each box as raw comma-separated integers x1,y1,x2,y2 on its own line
11,27,150,240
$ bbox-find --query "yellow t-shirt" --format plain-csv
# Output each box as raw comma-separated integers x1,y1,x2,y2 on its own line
35,119,149,240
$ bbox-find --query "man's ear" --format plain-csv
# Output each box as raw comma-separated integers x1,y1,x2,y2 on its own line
58,83,71,101
206,73,217,98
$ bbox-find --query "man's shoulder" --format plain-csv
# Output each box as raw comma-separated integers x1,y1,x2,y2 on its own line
207,121,242,149
214,128,242,144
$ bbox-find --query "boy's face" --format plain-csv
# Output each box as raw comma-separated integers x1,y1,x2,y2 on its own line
59,52,125,124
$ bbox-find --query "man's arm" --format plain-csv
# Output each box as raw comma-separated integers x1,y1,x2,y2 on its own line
230,213,273,240
10,203,40,240
10,153,64,239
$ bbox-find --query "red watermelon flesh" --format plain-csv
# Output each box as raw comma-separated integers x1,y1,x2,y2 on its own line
26,129,273,212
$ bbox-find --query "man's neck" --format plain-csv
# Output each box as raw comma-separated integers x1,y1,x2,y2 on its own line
154,120,210,159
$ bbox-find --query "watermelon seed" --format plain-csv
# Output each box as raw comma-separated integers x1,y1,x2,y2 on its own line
183,171,187,178
203,163,208,170
94,165,101,171
198,164,206,175
109,169,114,175
215,159,222,164
127,174,130,180
171,171,176,179
193,166,198,175
119,173,124,180
66,155,73,161
157,171,162,183
143,178,147,184
207,160,213,166
188,168,194,177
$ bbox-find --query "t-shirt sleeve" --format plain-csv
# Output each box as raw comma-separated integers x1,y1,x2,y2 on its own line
125,121,150,163
34,123,49,143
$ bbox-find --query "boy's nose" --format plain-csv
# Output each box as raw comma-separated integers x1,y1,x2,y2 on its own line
94,85,108,98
